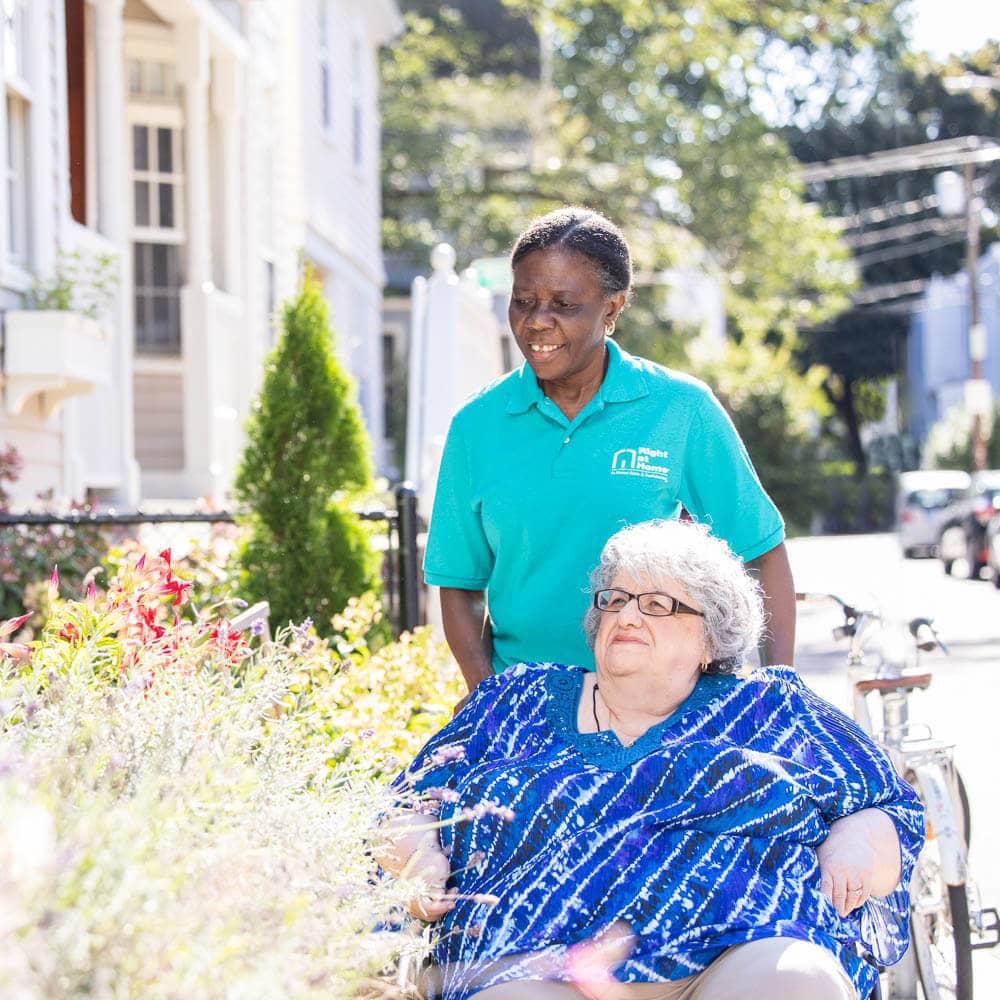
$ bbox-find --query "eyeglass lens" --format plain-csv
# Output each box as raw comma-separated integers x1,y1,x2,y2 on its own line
595,589,678,616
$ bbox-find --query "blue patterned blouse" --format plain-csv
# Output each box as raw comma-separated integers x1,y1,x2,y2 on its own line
396,664,924,999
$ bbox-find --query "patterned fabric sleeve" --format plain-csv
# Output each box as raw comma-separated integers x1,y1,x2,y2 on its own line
786,670,925,966
391,665,543,805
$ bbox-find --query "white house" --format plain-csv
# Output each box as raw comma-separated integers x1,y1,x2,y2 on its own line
0,0,401,506
906,243,1000,444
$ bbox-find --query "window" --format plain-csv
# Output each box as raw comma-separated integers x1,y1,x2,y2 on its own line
264,258,276,347
132,124,182,231
130,119,183,354
2,0,28,84
126,59,178,100
351,37,363,167
3,0,30,262
318,1,333,132
134,242,181,354
4,93,28,261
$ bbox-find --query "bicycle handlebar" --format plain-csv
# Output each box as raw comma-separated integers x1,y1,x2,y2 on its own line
795,592,948,655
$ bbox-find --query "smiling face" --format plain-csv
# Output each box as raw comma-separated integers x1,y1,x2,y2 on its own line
594,572,709,686
508,246,625,390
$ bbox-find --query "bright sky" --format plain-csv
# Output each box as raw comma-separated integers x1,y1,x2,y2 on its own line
907,0,1000,58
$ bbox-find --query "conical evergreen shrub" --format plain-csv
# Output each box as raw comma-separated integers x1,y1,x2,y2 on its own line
235,272,379,635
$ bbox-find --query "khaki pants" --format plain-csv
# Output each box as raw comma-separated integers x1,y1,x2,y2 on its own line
470,938,858,1000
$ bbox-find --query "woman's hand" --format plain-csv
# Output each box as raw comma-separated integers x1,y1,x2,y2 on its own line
405,843,458,921
376,815,458,923
817,808,902,917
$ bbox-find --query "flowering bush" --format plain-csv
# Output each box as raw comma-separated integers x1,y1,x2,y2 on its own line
0,549,464,998
280,592,464,768
0,444,115,624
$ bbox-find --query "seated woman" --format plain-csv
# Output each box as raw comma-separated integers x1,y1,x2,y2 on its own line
379,520,923,1000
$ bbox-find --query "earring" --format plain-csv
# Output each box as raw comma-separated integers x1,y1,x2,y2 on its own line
604,321,616,336
699,661,710,673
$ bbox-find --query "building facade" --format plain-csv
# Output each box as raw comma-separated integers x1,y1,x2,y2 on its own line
0,0,400,506
906,243,1000,445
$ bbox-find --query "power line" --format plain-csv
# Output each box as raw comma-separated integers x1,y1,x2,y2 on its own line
851,277,929,305
799,135,1000,183
843,215,966,249
854,231,967,267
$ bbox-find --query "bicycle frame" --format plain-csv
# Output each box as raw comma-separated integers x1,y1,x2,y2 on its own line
797,589,1000,1000
840,607,968,887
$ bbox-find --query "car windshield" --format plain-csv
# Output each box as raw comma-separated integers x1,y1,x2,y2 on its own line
908,488,959,510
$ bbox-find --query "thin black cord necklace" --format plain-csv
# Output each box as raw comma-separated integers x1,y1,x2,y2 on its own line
592,682,602,732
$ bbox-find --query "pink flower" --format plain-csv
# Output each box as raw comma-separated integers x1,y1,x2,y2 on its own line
0,613,30,639
564,922,635,1000
0,642,31,662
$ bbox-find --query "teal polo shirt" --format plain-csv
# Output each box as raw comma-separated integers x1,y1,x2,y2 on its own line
424,339,784,673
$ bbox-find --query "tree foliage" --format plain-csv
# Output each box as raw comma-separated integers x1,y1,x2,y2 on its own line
234,274,379,635
698,339,831,534
381,0,897,344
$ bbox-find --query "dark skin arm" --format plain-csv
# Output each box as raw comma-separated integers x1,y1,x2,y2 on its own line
439,587,494,693
747,541,796,666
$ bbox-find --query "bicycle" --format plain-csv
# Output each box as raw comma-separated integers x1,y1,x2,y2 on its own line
796,592,1000,1000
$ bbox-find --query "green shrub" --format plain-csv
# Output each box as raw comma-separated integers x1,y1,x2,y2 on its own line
924,404,1000,471
697,340,831,535
811,468,894,534
234,272,380,637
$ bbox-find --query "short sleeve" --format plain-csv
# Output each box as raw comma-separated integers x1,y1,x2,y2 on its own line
423,414,494,590
680,388,785,562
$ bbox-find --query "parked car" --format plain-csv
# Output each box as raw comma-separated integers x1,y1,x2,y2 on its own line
937,470,1000,578
896,470,971,558
986,511,1000,589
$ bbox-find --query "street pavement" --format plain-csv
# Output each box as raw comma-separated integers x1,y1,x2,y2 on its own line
786,533,1000,994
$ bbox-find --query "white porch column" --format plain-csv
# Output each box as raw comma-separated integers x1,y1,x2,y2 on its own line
27,0,55,274
177,19,212,284
92,0,139,502
211,56,242,296
176,17,216,497
93,0,126,240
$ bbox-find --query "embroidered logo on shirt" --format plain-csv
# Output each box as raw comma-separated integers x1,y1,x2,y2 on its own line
610,447,670,482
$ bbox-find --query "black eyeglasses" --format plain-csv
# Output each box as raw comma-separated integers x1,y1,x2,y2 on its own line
593,588,705,618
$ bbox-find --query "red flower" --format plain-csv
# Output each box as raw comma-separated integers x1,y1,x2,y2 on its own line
157,575,192,606
58,622,81,644
210,621,249,668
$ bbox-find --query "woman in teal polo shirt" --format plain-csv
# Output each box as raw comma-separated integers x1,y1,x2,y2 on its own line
424,207,795,691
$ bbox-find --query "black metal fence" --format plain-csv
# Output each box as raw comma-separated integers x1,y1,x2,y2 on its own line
0,484,423,637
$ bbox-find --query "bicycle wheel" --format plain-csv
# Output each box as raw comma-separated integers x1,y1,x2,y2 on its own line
908,769,974,1000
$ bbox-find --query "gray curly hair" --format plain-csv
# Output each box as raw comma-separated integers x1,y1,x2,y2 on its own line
582,519,766,674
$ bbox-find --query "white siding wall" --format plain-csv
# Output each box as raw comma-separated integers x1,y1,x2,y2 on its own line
2,0,398,505
299,0,392,470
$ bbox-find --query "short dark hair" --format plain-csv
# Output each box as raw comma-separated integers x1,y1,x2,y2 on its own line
510,206,633,298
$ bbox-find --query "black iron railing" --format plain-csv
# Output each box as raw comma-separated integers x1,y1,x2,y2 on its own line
0,484,423,636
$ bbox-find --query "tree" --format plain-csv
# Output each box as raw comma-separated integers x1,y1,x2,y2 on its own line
381,1,896,339
789,42,1000,474
698,339,832,534
234,274,379,635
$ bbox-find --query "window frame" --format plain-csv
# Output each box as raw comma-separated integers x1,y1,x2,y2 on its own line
350,35,363,169
126,99,185,357
318,0,334,135
2,0,31,95
2,0,32,274
4,91,29,263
